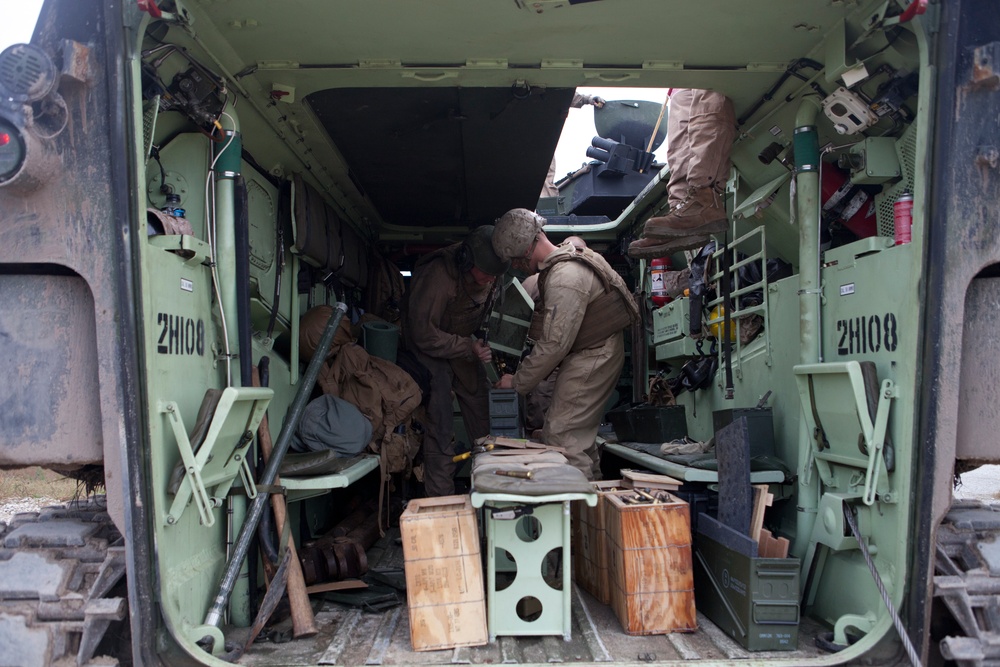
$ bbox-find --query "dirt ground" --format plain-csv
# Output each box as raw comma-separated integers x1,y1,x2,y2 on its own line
0,466,81,501
955,464,1000,501
0,467,86,523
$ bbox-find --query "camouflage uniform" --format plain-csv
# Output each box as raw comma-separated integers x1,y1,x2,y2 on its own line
516,273,553,433
403,244,492,496
511,244,627,478
665,89,736,206
627,89,736,259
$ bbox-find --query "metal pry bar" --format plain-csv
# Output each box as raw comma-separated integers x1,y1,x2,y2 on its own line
203,302,348,634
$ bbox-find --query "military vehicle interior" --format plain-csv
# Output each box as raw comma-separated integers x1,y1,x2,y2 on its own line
130,0,932,663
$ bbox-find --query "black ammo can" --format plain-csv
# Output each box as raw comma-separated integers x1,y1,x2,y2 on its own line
630,405,687,443
712,407,775,458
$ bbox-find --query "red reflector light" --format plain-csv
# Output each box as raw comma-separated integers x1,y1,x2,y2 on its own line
0,133,9,146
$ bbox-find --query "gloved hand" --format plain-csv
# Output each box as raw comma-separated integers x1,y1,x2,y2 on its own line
592,96,606,108
472,338,493,363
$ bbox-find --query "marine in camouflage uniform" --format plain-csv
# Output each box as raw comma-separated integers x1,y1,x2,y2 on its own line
628,88,736,259
493,210,637,479
519,236,587,435
402,225,509,496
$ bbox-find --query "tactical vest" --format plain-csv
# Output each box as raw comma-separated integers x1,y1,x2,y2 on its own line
529,245,639,352
412,244,492,336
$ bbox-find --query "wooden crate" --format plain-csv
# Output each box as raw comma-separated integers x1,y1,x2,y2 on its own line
604,492,697,635
621,469,682,491
571,480,623,604
400,495,488,651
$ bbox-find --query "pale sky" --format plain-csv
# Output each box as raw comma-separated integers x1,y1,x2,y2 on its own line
552,87,671,179
1,2,41,49
1,3,668,179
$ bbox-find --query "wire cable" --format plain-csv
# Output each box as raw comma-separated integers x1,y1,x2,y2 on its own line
844,504,923,667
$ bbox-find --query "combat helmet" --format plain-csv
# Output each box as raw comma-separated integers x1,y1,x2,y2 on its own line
463,225,510,276
492,208,546,261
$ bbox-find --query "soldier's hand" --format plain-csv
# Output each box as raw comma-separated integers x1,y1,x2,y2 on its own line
495,374,515,389
472,338,493,362
592,96,606,108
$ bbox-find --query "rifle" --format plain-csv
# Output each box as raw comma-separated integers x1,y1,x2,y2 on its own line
478,274,506,341
476,276,505,376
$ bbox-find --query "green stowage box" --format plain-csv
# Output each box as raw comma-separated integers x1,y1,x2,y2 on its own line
629,405,687,443
693,532,800,651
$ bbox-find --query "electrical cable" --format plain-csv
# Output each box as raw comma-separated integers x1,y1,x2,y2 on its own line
149,145,171,195
205,111,238,386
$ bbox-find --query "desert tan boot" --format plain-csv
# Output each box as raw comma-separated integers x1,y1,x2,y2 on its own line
641,187,728,238
627,234,713,259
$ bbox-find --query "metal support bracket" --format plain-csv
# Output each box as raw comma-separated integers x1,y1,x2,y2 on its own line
162,387,272,527
794,362,896,505
800,492,863,600
834,611,877,647
863,379,894,504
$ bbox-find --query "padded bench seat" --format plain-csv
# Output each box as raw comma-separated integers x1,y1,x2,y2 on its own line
278,451,380,502
603,442,786,484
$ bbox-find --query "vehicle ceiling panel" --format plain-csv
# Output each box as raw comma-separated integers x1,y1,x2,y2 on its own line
308,87,576,229
182,0,855,233
190,0,844,77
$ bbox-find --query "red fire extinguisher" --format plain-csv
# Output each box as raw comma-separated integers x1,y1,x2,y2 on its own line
650,256,672,307
821,166,879,239
894,192,913,245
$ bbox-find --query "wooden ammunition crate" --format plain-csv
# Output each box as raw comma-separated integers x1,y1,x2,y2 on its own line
400,496,488,651
571,480,623,604
605,492,697,635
